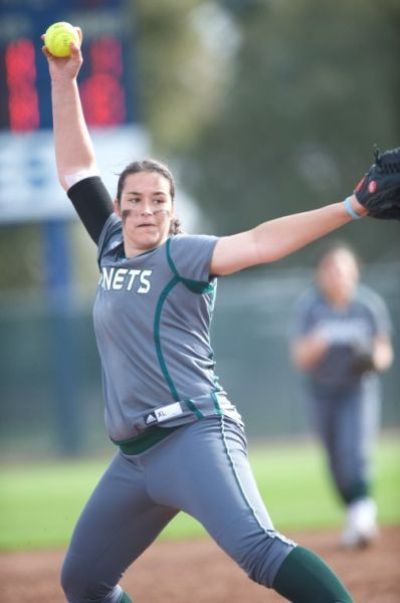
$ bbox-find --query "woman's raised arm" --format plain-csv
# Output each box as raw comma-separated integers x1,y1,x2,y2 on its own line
43,28,98,191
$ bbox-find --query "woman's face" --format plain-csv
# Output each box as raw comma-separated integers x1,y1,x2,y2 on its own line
115,171,174,255
316,249,359,306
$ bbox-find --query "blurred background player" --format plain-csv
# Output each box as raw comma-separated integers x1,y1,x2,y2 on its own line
291,242,393,548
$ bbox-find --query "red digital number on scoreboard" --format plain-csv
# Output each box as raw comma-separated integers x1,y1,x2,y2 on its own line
5,39,40,132
81,37,126,126
3,35,127,131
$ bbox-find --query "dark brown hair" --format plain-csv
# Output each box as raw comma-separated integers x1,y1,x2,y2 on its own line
116,159,183,234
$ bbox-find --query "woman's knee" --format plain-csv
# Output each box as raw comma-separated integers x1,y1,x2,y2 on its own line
231,529,296,588
61,554,90,602
61,553,122,603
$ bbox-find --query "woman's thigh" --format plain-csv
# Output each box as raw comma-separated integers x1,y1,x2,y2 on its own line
62,451,177,598
144,418,295,586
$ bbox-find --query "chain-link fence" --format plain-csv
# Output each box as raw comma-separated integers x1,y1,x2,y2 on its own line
1,262,398,457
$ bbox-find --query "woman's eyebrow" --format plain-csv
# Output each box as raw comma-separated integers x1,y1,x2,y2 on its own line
125,190,167,196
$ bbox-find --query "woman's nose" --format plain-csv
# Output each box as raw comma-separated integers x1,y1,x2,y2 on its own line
140,203,153,215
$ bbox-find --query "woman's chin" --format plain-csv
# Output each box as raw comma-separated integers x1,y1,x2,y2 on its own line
135,232,166,250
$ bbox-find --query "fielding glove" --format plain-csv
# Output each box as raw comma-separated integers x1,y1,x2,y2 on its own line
354,146,400,219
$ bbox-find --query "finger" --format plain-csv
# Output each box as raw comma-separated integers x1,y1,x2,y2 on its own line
70,40,82,57
41,45,53,60
40,32,50,55
75,26,83,44
70,26,82,56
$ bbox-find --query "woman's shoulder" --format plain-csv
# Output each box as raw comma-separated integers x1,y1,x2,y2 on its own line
97,214,123,261
170,232,218,244
354,283,389,314
295,286,321,312
167,233,219,282
167,232,219,258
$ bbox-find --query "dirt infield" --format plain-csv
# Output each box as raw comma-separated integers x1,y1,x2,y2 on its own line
1,525,399,602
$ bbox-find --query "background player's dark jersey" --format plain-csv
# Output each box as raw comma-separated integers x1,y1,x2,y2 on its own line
293,285,391,395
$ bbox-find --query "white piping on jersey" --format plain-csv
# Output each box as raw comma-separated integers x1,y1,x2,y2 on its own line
218,412,295,548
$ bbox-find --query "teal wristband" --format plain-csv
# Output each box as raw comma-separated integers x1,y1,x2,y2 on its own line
343,196,361,220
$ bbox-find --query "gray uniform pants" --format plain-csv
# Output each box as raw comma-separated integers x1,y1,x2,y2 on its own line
61,417,295,603
310,380,380,504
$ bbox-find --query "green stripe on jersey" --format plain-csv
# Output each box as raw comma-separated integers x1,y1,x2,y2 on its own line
185,399,204,419
211,391,223,415
153,276,181,401
166,237,215,294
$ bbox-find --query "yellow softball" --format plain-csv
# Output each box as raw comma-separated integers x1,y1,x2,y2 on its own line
44,22,79,58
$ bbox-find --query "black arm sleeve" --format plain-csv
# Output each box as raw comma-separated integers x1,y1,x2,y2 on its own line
67,176,114,244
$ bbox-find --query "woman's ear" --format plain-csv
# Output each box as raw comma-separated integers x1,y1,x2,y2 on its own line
114,198,121,216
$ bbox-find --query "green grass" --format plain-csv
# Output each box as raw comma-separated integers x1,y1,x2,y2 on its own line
0,436,399,551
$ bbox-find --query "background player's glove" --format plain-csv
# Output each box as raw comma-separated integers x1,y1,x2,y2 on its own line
351,343,376,375
354,146,400,219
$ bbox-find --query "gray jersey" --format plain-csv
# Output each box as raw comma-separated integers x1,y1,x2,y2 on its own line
94,214,241,441
293,284,391,395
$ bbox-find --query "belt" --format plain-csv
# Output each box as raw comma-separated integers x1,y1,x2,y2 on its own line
114,424,181,455
144,401,185,426
114,393,242,455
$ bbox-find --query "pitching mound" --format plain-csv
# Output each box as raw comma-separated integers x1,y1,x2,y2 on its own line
1,525,399,602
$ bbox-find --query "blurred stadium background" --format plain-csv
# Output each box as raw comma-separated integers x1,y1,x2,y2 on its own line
0,0,399,459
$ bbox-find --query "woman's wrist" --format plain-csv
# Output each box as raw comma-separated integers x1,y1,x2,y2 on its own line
343,194,368,220
50,73,79,87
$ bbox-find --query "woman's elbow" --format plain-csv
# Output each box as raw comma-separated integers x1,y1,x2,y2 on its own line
57,172,70,192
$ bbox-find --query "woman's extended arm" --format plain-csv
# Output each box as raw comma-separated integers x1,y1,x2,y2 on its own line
210,197,367,276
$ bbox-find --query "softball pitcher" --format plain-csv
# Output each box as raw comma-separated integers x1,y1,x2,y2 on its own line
43,27,400,603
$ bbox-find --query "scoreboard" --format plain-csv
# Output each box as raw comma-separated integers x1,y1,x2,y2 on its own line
0,0,137,131
0,0,148,223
